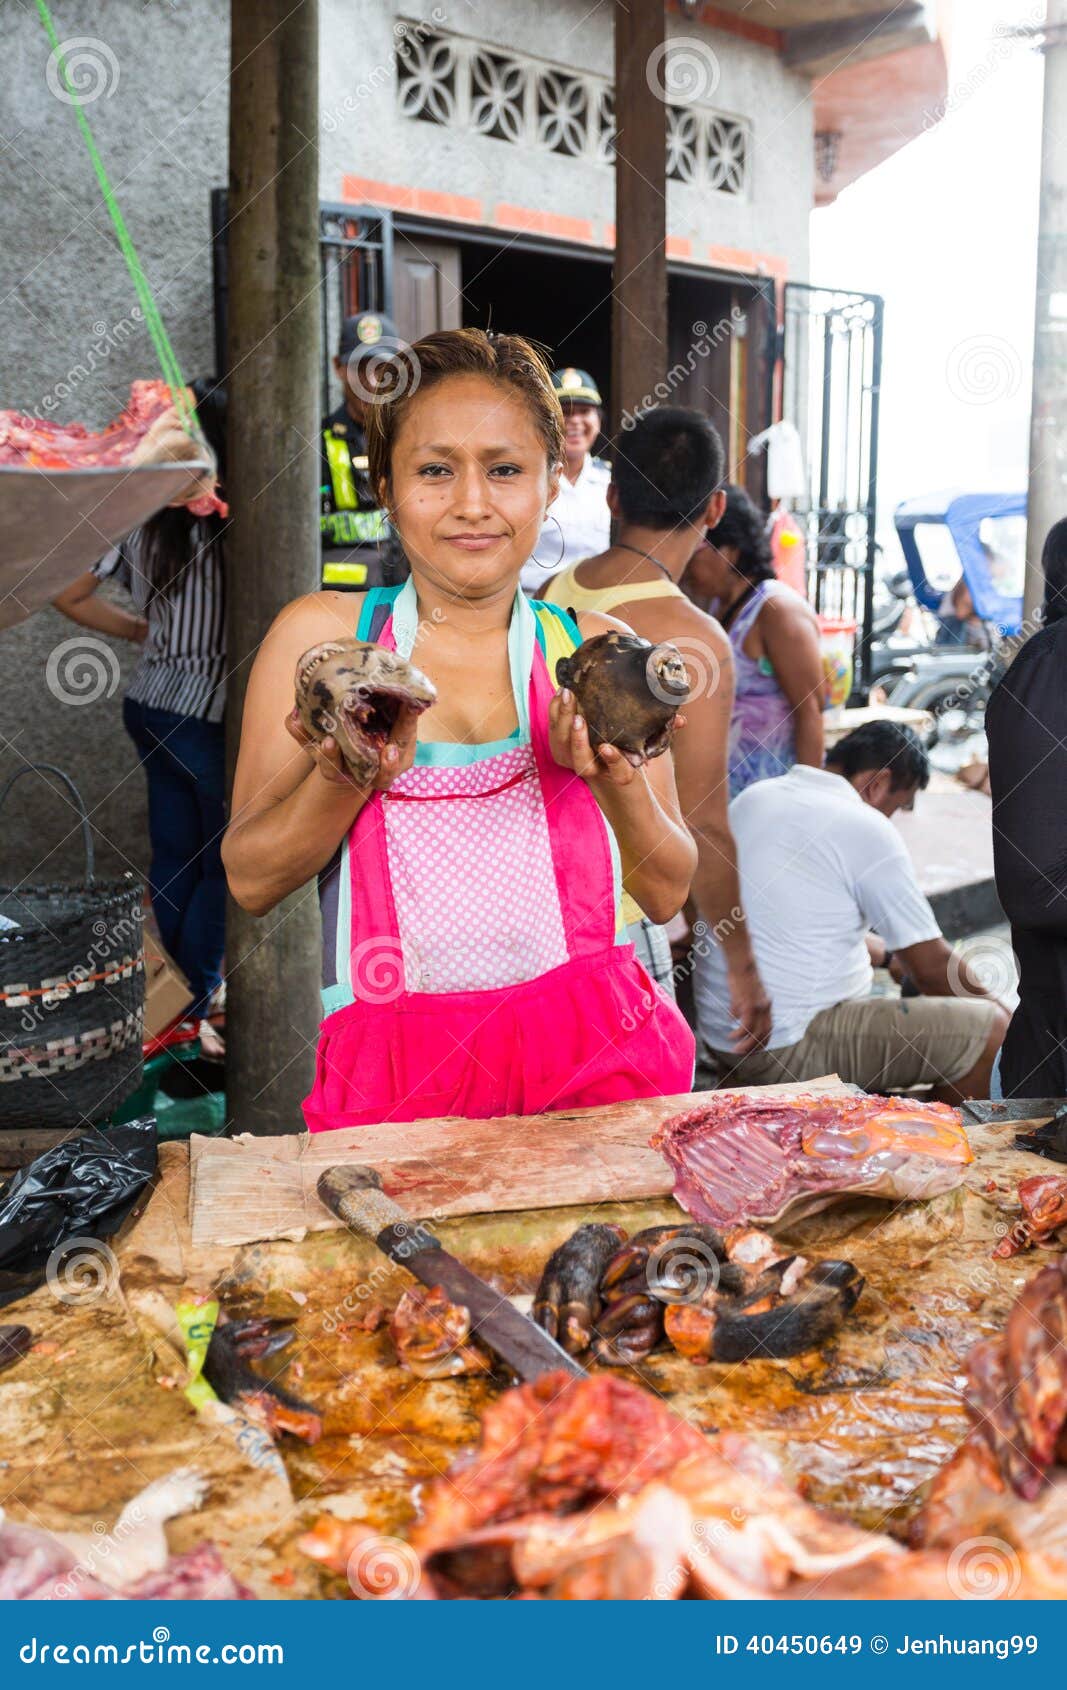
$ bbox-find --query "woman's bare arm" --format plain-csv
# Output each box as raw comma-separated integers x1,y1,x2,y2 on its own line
223,592,376,915
759,595,826,769
53,570,147,643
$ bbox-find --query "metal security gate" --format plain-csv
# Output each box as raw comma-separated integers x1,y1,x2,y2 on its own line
210,191,394,412
777,283,884,698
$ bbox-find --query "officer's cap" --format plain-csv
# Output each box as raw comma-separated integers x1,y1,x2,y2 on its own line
338,311,400,361
551,367,603,407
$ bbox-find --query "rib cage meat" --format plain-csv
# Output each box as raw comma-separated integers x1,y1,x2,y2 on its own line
652,1092,972,1229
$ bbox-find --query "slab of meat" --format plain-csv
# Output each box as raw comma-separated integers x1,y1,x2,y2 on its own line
652,1092,972,1229
400,1372,903,1598
993,1173,1067,1258
0,380,225,517
413,1372,709,1564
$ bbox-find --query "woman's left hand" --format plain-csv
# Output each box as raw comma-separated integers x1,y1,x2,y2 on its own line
549,688,684,789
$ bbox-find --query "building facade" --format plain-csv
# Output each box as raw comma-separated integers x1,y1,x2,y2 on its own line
0,0,945,878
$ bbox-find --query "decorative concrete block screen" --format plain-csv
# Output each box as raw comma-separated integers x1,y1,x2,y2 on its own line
395,21,749,197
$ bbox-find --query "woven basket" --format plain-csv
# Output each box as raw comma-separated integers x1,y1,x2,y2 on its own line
0,765,145,1129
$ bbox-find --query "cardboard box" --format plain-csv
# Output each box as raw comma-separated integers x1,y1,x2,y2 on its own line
143,943,193,1037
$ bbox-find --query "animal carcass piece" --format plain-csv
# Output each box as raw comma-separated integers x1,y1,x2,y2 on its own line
203,1316,322,1443
992,1174,1067,1258
531,1221,863,1365
916,1258,1067,1584
0,380,224,517
407,1372,903,1599
555,631,689,765
295,641,436,786
652,1092,972,1230
0,1469,253,1599
390,1285,493,1380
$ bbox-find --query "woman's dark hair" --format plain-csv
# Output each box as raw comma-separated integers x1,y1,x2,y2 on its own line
1041,517,1067,625
610,407,724,531
364,328,564,497
825,720,930,792
705,483,774,584
138,377,227,596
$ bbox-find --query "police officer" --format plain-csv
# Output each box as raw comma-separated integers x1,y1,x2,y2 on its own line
321,310,407,589
521,366,611,593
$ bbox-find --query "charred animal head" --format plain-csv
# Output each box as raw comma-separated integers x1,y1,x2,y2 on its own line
555,632,688,766
295,640,436,785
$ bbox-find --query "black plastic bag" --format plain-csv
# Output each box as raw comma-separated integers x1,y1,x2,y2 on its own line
0,1118,156,1309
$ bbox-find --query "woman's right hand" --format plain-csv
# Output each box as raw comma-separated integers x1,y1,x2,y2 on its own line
284,705,421,793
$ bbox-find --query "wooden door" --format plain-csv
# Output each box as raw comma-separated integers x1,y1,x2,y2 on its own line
392,236,462,341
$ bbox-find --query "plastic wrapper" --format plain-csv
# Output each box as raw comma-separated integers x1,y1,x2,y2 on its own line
817,614,856,713
0,1118,156,1309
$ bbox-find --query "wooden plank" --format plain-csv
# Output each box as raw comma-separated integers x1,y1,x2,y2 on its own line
610,0,667,435
189,1077,853,1248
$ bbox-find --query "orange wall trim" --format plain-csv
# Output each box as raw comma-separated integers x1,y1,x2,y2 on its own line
493,204,596,243
708,243,789,285
339,177,788,284
341,176,483,223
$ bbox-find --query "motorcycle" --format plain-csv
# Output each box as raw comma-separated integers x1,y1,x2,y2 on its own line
874,491,1025,750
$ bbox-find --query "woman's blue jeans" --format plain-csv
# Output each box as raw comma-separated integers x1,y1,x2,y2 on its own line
123,698,226,1020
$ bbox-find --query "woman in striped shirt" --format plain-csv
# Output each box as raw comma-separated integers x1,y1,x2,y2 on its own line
53,379,228,1057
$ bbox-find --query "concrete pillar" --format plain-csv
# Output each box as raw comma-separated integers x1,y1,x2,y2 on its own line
1025,0,1067,625
610,0,668,437
225,0,321,1134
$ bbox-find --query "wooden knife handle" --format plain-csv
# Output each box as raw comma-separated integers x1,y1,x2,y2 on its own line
317,1165,440,1256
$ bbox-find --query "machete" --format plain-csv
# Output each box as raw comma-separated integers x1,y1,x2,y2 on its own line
317,1165,586,1381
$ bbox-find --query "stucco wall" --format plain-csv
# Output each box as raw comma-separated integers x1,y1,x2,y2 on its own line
0,0,227,884
320,3,813,274
0,0,812,884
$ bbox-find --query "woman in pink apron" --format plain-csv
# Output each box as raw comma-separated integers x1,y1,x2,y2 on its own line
224,328,697,1131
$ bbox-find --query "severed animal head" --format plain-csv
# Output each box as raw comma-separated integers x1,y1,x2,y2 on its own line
294,639,437,785
555,631,689,766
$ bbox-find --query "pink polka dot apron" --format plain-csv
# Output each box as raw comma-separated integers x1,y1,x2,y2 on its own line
303,583,695,1131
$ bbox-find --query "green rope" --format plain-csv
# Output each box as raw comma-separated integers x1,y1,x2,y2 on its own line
35,0,196,431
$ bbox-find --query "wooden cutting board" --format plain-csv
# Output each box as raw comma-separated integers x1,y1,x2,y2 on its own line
188,1076,852,1248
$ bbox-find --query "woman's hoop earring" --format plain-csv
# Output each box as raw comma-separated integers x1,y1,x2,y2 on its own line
530,514,566,572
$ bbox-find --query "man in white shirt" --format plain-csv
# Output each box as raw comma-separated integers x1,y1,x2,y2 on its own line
693,721,1008,1100
521,367,611,593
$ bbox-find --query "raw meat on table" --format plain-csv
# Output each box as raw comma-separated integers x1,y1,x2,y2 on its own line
652,1092,972,1229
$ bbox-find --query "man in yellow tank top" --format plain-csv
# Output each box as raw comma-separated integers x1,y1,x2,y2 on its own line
541,408,772,1054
